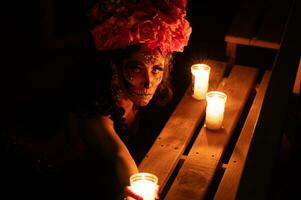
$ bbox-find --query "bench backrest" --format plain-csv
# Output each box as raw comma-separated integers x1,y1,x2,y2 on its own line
225,0,293,49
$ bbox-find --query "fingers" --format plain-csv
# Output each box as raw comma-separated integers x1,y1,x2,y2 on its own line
124,185,160,200
155,185,160,200
124,186,143,200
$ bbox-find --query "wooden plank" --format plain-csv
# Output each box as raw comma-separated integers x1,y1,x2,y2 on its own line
249,40,280,49
225,0,268,44
236,1,301,199
252,0,292,49
214,70,271,200
292,58,301,94
165,65,258,200
224,35,251,46
226,42,237,68
138,60,227,189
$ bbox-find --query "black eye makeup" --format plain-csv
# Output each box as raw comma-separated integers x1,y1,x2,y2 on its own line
152,65,164,74
124,60,164,75
125,61,143,73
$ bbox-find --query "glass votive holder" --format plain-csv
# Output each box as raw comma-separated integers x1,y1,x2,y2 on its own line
205,91,227,130
191,64,211,100
130,172,158,200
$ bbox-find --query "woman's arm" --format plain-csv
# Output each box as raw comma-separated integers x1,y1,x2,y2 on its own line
80,115,138,195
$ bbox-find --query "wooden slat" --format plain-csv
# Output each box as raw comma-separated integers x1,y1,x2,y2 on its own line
214,70,271,200
138,60,227,189
165,65,258,200
224,35,251,46
225,42,237,68
293,58,301,94
252,0,292,49
225,0,268,44
249,40,280,49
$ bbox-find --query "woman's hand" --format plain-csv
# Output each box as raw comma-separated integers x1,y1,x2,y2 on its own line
124,186,143,200
124,185,160,200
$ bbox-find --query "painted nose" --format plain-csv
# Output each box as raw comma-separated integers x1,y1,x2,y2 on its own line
144,72,152,89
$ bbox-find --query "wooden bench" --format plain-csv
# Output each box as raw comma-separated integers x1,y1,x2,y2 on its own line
225,0,293,67
138,59,271,199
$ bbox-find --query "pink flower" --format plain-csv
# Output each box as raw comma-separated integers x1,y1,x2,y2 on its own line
91,0,192,55
130,20,158,43
93,16,131,50
172,19,192,52
169,0,187,9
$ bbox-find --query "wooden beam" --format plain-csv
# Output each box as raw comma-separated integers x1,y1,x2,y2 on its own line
214,71,271,200
292,58,301,94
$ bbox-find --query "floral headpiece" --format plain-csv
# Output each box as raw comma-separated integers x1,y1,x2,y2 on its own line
91,0,192,56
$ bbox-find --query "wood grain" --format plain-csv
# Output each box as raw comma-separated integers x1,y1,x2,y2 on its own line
165,65,258,200
214,70,271,200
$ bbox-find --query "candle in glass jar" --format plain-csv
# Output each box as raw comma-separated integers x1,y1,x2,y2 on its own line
130,172,158,200
205,91,227,130
191,64,211,100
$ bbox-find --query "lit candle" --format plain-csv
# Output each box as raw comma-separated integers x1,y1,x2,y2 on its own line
130,172,158,200
191,64,211,100
205,91,227,130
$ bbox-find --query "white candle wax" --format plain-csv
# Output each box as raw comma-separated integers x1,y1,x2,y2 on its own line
191,64,211,100
205,91,227,130
130,172,158,200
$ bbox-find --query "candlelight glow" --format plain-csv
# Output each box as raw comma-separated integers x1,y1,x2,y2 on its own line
191,64,211,100
205,91,227,130
130,172,158,200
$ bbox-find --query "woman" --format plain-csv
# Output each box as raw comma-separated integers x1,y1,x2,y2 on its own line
74,0,192,198
2,0,191,199
77,0,191,198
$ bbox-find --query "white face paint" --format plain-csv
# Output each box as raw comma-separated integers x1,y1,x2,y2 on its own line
121,48,165,106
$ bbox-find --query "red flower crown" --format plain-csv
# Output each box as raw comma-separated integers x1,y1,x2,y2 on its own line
91,0,192,56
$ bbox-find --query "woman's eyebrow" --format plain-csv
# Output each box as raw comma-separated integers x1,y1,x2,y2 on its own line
125,60,144,67
153,65,164,70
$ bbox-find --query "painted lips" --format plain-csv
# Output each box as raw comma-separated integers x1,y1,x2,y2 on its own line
131,90,153,98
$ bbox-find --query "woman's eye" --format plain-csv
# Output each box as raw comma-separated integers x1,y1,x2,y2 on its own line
127,65,142,73
152,66,163,74
152,69,160,74
132,67,141,73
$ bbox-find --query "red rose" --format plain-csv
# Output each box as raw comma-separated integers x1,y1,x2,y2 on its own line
93,16,131,50
170,0,187,9
131,20,158,44
172,19,192,52
91,0,192,55
92,19,114,50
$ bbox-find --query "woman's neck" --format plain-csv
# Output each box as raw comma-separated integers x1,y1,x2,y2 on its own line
116,96,138,127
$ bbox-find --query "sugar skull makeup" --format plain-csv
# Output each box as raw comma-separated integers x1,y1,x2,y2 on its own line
121,48,165,106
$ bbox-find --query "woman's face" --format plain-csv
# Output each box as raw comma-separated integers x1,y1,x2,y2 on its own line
121,48,166,106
